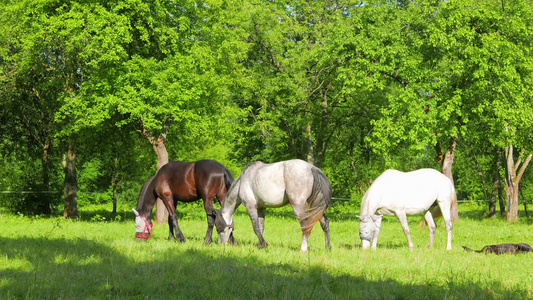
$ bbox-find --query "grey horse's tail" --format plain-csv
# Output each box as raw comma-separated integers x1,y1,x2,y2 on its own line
302,167,332,234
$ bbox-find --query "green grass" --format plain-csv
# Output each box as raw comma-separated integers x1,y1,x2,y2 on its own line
1,202,532,299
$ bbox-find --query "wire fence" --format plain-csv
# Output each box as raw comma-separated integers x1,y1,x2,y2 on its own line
0,191,492,203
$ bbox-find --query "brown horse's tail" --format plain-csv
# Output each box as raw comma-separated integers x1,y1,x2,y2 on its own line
302,167,332,234
223,168,234,191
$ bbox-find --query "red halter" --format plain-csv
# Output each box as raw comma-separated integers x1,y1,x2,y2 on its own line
135,215,153,239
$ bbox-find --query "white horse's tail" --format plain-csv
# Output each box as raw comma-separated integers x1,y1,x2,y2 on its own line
302,167,332,234
450,185,457,213
419,181,457,227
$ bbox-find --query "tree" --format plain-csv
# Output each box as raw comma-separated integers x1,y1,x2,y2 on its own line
229,0,393,174
369,0,533,223
54,0,247,222
429,0,533,222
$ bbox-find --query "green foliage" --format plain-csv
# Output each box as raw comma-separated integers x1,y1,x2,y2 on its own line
2,0,533,213
0,145,62,215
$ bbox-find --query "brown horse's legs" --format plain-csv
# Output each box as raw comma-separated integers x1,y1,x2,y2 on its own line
203,199,217,244
160,197,185,242
167,215,175,240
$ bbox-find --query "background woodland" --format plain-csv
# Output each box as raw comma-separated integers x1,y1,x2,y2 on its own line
1,0,532,222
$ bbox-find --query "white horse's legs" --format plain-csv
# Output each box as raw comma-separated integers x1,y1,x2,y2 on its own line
445,219,453,250
396,213,414,250
371,216,382,250
424,210,437,249
438,202,453,250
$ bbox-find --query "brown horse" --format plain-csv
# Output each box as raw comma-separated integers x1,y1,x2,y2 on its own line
133,160,234,244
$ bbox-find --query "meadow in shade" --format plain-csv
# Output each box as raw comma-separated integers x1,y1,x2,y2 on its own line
1,201,532,299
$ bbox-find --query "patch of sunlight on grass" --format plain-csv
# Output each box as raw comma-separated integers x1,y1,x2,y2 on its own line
1,256,34,272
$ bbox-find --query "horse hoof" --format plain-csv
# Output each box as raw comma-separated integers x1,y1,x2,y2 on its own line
173,236,186,243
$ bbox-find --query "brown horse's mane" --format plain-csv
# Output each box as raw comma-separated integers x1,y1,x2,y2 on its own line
137,175,156,216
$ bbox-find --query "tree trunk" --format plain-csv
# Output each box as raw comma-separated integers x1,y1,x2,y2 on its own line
419,136,459,228
488,180,499,219
498,181,506,218
38,140,52,214
153,139,169,224
439,136,459,222
112,185,118,214
504,145,532,223
305,123,314,165
139,118,171,224
62,136,78,219
519,187,529,220
349,145,366,196
111,167,119,214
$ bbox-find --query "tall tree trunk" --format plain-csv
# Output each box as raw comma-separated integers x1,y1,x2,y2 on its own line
111,162,119,214
151,137,169,224
519,187,529,220
62,136,78,219
305,123,314,165
38,140,52,214
438,137,459,222
139,118,171,224
498,181,506,218
488,180,499,219
504,145,532,223
420,136,459,228
349,144,366,196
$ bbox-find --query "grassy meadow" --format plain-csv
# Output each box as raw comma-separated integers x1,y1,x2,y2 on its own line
1,201,532,299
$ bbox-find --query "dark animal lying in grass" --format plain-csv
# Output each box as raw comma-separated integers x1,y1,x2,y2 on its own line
462,243,533,254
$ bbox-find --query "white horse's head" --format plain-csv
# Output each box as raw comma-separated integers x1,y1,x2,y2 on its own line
215,212,234,245
358,215,380,250
132,208,153,240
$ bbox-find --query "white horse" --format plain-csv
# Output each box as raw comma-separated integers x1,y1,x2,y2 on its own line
358,168,455,250
215,159,332,252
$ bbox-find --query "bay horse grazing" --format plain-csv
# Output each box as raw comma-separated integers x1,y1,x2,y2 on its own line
358,168,455,250
463,243,533,254
215,159,331,252
133,160,234,244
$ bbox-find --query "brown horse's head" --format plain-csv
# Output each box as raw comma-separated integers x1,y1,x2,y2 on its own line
132,208,153,241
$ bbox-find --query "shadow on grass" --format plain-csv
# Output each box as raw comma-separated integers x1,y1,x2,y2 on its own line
0,236,525,299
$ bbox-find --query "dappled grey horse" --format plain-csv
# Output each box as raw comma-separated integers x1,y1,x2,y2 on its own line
215,159,332,252
358,168,454,250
